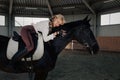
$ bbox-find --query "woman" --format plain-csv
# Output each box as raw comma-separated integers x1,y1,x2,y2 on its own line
11,14,66,64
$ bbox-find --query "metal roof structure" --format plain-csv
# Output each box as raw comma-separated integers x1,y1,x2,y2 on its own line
0,0,120,16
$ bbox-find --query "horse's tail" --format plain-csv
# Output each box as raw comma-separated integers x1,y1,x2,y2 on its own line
0,35,10,51
0,35,10,42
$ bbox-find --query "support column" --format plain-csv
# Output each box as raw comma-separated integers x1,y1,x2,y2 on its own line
47,0,53,17
82,0,95,14
8,14,13,36
93,14,97,37
8,0,13,36
82,0,97,37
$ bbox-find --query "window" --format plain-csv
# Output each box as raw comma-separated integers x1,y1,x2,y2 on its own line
101,14,110,25
0,15,5,26
15,17,24,26
111,12,120,24
15,17,49,26
101,12,120,25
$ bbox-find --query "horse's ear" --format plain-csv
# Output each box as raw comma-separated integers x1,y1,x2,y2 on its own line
83,15,89,21
87,18,91,22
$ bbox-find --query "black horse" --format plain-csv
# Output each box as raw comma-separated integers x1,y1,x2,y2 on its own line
0,16,99,80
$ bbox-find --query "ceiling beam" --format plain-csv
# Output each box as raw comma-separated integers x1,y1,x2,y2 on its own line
91,0,106,4
47,0,53,16
9,0,13,15
0,4,6,7
99,7,120,13
82,0,96,14
13,4,84,10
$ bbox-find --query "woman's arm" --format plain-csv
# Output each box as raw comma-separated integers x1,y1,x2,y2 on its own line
42,28,57,42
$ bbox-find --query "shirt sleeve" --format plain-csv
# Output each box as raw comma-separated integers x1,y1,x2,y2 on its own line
42,27,55,42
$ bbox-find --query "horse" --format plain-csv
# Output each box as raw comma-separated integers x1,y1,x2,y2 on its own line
0,16,99,80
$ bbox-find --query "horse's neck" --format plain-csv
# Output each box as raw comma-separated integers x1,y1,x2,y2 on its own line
52,32,73,55
50,20,83,55
51,20,82,33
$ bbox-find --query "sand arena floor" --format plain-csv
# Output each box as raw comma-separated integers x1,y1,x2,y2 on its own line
0,50,120,80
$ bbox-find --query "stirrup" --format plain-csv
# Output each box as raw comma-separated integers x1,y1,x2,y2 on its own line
12,48,28,62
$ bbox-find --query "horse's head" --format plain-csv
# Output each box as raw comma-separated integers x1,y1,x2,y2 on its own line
51,16,99,55
73,16,99,54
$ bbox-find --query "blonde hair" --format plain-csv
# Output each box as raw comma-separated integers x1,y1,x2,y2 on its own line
52,14,66,25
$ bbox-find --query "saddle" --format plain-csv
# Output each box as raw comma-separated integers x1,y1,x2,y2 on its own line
12,31,38,58
7,31,44,61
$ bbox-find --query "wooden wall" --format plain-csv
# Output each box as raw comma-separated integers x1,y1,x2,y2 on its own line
65,37,120,52
97,37,120,52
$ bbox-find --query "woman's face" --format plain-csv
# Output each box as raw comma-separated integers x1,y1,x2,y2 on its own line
52,18,63,27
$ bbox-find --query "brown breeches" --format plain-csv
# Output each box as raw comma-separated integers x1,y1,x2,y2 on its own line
21,25,36,52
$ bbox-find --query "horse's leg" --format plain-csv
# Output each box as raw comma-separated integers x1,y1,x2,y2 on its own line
34,71,48,80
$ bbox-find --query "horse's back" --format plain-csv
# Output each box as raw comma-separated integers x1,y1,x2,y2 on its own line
0,35,9,50
0,35,10,41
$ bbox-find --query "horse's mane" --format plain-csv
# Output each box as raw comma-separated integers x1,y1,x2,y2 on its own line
51,16,91,33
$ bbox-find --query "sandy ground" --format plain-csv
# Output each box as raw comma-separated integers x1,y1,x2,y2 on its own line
0,50,120,80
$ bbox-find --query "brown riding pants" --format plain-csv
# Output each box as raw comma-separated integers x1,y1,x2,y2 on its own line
21,25,36,52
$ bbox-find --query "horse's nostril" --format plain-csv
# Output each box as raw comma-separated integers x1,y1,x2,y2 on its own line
86,44,99,55
86,47,93,54
84,43,89,47
92,43,99,54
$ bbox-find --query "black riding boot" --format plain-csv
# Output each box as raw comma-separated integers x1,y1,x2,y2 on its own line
7,48,28,72
12,47,28,63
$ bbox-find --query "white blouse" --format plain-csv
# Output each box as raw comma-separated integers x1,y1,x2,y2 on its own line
33,20,55,42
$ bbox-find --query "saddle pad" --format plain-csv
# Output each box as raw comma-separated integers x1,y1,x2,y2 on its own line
7,33,44,61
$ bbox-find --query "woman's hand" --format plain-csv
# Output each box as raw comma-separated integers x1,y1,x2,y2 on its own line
53,32,59,36
53,30,67,37
61,30,67,37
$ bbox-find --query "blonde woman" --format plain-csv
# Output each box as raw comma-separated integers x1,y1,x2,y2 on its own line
11,14,66,63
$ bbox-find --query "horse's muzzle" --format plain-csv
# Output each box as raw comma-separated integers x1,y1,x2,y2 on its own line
87,43,99,55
